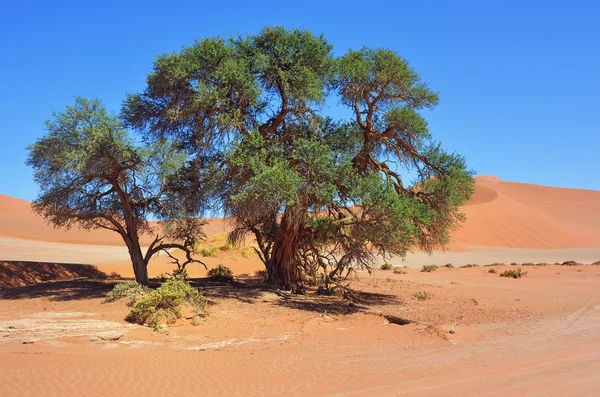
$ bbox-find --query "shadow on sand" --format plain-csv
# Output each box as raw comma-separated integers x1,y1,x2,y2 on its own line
0,263,401,314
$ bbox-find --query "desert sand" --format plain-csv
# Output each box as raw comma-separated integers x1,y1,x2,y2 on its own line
1,176,599,396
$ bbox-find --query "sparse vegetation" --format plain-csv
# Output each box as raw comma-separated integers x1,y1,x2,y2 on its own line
380,263,393,271
488,268,497,274
562,260,578,266
500,268,527,279
241,246,255,258
460,264,478,268
207,265,234,282
443,263,454,269
522,262,536,266
128,277,207,331
393,268,407,274
105,281,151,305
592,261,600,265
413,291,430,301
421,265,438,272
510,262,518,266
198,247,218,258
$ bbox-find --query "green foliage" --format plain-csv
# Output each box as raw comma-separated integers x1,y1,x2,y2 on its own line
27,97,206,285
121,26,474,289
207,265,234,282
500,269,527,279
413,291,430,301
198,247,218,257
421,265,438,272
129,277,207,331
105,281,150,305
241,246,255,258
380,263,393,271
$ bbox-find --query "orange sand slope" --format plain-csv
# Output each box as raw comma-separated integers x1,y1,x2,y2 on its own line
1,175,599,250
450,176,600,250
0,194,229,246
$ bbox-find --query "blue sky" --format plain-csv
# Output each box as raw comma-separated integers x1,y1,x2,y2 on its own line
1,0,598,200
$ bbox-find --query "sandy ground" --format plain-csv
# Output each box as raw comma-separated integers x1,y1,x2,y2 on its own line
1,176,600,396
0,265,599,396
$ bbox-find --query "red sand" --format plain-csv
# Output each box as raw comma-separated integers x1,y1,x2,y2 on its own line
4,176,599,251
1,176,600,396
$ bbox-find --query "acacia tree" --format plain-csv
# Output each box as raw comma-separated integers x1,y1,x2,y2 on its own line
27,97,207,285
123,27,474,290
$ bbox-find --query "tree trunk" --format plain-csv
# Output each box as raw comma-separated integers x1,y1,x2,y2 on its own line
128,242,149,286
269,205,303,290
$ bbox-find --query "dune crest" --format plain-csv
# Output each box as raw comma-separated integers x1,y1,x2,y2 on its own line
2,176,600,252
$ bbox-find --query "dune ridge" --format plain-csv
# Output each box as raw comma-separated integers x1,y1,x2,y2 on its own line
2,176,599,251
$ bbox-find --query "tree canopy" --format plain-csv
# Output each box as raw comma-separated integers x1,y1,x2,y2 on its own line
121,26,474,290
27,97,207,285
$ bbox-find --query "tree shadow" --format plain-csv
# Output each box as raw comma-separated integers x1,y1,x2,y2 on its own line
187,276,403,316
0,279,114,301
186,277,275,305
0,260,111,289
274,289,404,315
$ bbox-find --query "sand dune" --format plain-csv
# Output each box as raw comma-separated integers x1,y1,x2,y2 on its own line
2,176,599,253
450,176,600,250
0,194,230,246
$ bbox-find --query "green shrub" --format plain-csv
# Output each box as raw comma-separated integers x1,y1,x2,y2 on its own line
129,277,207,331
413,291,430,301
241,246,255,258
488,268,497,274
393,268,407,274
105,281,150,305
199,247,218,257
421,265,438,272
500,268,527,279
380,263,393,271
207,264,234,282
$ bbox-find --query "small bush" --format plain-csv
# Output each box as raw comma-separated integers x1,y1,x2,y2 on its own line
561,260,578,266
105,281,150,305
199,247,218,257
241,246,255,258
488,268,497,274
413,291,430,301
460,264,478,268
522,262,536,266
207,265,234,282
592,261,600,265
393,268,407,274
380,263,393,270
510,262,518,266
500,268,527,279
129,277,207,331
443,263,454,269
421,265,438,272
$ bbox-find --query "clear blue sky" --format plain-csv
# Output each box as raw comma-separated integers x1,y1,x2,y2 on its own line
1,0,599,200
